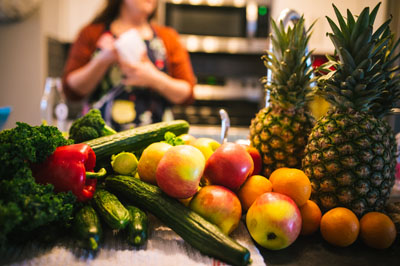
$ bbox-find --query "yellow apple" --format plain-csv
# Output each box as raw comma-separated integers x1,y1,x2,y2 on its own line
137,142,172,185
190,137,220,160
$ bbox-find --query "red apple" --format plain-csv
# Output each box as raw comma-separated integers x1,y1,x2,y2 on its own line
204,142,254,190
244,145,262,176
156,145,205,199
189,185,242,235
246,192,302,250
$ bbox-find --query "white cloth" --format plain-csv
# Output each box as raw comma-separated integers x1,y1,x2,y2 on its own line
114,29,146,65
8,216,266,266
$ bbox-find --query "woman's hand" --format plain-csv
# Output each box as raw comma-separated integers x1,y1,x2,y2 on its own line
120,54,192,104
66,32,119,98
119,54,161,88
96,32,118,65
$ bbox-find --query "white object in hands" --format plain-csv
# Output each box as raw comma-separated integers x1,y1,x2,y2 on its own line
115,29,146,65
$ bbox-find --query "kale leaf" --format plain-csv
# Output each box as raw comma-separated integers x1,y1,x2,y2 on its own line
0,122,76,247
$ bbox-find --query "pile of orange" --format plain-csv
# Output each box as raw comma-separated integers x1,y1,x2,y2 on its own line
239,168,321,236
269,168,321,235
319,207,397,249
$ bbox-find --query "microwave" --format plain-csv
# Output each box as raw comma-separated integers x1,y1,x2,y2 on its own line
157,0,271,54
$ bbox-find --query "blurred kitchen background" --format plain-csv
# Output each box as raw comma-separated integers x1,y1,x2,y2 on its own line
0,0,399,132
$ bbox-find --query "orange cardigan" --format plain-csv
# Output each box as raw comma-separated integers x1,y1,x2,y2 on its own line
62,23,196,103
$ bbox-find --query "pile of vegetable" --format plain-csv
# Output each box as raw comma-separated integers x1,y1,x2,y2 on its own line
0,122,76,247
0,113,251,266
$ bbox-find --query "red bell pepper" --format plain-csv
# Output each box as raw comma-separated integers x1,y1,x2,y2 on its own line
32,143,106,202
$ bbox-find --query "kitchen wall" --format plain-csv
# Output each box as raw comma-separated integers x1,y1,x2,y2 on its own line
0,0,104,129
271,0,388,55
0,6,43,129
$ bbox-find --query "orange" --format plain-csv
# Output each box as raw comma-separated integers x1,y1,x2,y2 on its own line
268,167,289,184
270,168,311,207
320,207,360,247
360,212,396,249
237,175,272,211
300,200,322,236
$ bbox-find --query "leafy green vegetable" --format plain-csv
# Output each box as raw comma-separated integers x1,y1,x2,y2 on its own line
0,122,76,248
69,109,117,143
163,132,185,146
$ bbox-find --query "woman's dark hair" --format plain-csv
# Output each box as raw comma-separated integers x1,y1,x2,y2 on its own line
92,0,157,25
92,0,123,25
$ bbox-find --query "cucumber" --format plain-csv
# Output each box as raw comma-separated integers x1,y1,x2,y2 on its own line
93,189,130,230
73,205,102,250
126,205,148,246
106,175,250,266
85,120,189,161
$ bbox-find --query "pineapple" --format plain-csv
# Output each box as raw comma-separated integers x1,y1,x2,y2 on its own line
302,3,400,217
250,16,315,177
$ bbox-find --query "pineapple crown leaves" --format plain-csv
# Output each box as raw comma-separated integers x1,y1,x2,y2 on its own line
317,2,400,116
262,16,316,108
370,35,400,117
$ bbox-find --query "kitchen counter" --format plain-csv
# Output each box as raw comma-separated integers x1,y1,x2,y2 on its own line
258,231,400,266
189,125,251,143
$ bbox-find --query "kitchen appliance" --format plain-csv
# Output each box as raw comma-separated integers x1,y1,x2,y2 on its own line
158,0,271,127
171,52,266,126
158,0,271,54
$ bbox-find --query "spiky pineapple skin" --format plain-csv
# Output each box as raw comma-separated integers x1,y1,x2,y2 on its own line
250,105,315,177
302,109,396,217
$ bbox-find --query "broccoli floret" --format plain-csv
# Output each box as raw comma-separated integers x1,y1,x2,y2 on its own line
0,122,76,248
69,109,117,143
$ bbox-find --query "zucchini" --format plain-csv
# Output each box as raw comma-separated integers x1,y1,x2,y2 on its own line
85,120,189,161
106,175,250,266
126,205,148,246
93,189,130,230
73,205,102,251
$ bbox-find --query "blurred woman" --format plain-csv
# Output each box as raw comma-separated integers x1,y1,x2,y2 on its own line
63,0,195,130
